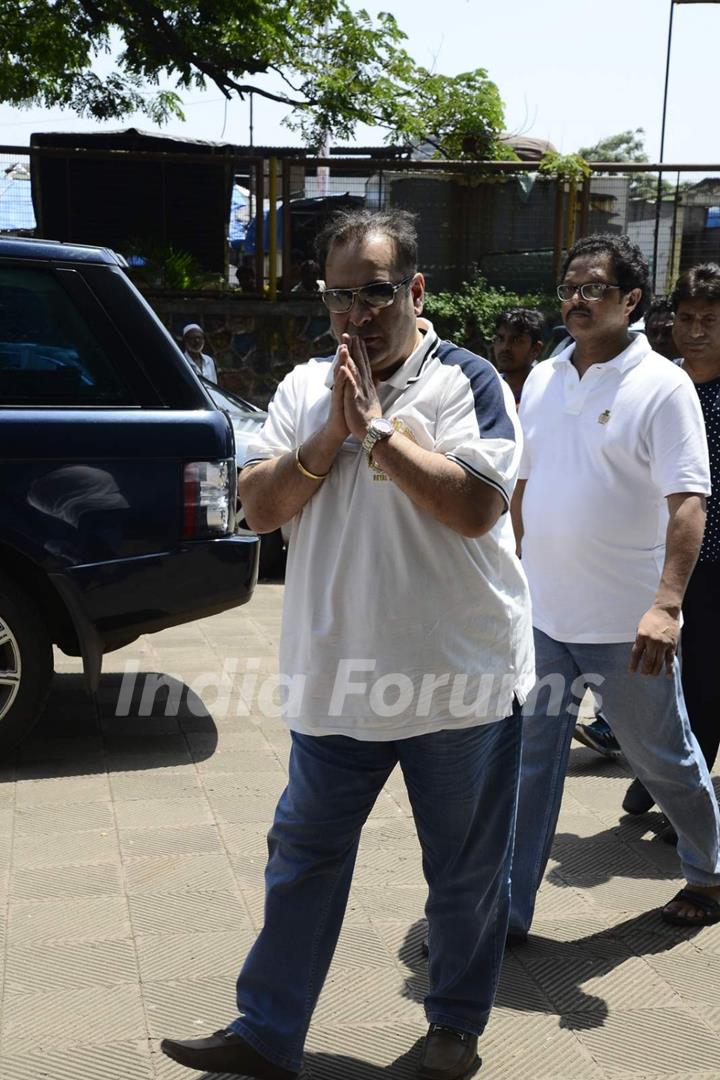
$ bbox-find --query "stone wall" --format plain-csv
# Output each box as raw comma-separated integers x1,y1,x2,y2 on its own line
145,291,333,407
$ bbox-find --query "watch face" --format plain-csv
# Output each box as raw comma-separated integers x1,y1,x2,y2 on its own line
371,418,394,437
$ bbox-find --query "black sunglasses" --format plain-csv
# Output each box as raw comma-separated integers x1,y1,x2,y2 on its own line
320,273,415,313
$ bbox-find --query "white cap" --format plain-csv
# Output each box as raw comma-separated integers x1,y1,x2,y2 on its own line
182,323,203,338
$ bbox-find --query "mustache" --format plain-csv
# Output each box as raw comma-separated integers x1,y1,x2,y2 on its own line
567,307,590,318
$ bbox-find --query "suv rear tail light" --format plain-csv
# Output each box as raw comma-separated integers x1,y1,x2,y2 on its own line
183,459,236,538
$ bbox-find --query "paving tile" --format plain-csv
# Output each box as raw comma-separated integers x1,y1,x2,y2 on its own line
3,587,720,1079
110,770,203,800
227,850,267,889
303,1022,425,1078
208,796,281,824
128,890,252,936
114,797,213,830
14,776,111,805
5,938,139,990
123,853,237,894
519,941,681,1014
0,1041,153,1080
1,984,146,1051
573,1007,720,1072
120,824,223,857
11,829,120,868
142,978,236,1037
481,1010,605,1079
10,862,123,899
645,948,720,1005
135,929,256,982
8,895,131,944
12,800,114,834
315,965,424,1027
197,752,287,776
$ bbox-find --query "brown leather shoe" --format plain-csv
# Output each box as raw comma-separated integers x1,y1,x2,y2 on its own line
417,1023,481,1079
160,1029,298,1078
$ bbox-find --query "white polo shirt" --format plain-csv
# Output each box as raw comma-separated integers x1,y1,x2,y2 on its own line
243,319,535,739
519,335,711,643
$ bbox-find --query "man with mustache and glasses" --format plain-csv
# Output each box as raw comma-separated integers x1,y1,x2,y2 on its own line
161,209,534,1080
509,233,720,941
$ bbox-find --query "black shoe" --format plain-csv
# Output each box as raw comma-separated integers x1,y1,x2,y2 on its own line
160,1029,298,1078
417,1024,481,1079
622,777,655,815
573,719,621,758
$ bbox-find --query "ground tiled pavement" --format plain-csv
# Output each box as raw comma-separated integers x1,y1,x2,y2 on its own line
1,583,719,1079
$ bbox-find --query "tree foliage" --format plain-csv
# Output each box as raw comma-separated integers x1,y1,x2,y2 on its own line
1,0,508,155
577,128,673,200
578,129,649,166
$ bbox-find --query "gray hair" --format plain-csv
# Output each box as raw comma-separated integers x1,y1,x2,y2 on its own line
315,208,418,275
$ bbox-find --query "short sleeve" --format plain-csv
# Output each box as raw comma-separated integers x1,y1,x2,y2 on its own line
647,381,711,497
434,350,522,507
517,394,532,481
241,367,299,468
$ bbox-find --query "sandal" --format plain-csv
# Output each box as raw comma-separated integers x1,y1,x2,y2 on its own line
661,887,720,927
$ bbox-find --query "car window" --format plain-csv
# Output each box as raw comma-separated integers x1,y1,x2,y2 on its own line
0,267,135,406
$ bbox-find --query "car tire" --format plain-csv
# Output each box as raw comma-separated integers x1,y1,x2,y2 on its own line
258,529,287,580
0,573,54,751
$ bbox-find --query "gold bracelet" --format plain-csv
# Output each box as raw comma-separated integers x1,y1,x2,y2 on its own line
295,446,329,482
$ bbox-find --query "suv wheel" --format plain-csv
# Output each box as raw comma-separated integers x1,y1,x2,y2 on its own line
0,574,54,751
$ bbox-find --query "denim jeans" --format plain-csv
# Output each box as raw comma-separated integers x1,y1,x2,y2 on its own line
228,709,522,1073
509,629,720,938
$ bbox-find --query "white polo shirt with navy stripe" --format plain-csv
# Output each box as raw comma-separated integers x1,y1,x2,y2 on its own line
242,318,535,739
518,334,711,644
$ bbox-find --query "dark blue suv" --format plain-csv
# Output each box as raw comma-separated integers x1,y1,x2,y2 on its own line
0,237,259,749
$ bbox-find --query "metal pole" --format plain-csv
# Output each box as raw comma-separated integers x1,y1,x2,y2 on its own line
553,181,565,283
268,156,278,301
652,0,675,291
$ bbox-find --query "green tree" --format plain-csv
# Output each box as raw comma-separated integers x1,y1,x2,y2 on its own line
577,129,672,200
1,0,508,155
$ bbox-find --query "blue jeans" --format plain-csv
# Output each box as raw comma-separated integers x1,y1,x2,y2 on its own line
228,710,522,1073
510,629,720,937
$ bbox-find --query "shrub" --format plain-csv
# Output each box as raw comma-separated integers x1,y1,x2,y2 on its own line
424,274,555,354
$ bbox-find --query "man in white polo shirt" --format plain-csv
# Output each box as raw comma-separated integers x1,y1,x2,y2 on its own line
509,233,720,941
161,209,534,1080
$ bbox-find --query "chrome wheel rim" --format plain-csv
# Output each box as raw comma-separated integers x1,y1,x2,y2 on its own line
0,617,21,721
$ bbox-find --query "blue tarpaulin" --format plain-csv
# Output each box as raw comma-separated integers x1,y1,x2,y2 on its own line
0,168,36,232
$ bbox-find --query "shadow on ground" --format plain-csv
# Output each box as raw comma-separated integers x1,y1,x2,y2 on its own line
193,1039,430,1079
2,671,218,781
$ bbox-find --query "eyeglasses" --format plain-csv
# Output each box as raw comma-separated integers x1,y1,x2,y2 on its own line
556,282,621,302
319,273,415,313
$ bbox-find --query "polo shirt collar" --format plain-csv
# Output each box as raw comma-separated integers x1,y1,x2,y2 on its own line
552,332,650,375
323,318,438,390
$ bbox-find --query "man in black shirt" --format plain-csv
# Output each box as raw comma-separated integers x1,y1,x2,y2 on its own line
623,264,720,820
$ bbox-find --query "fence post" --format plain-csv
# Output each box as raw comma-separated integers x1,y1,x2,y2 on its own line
268,156,278,301
565,179,577,251
282,158,292,297
553,181,565,283
579,175,591,238
254,158,264,295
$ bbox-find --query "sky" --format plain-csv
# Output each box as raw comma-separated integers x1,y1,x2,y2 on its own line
0,0,717,162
